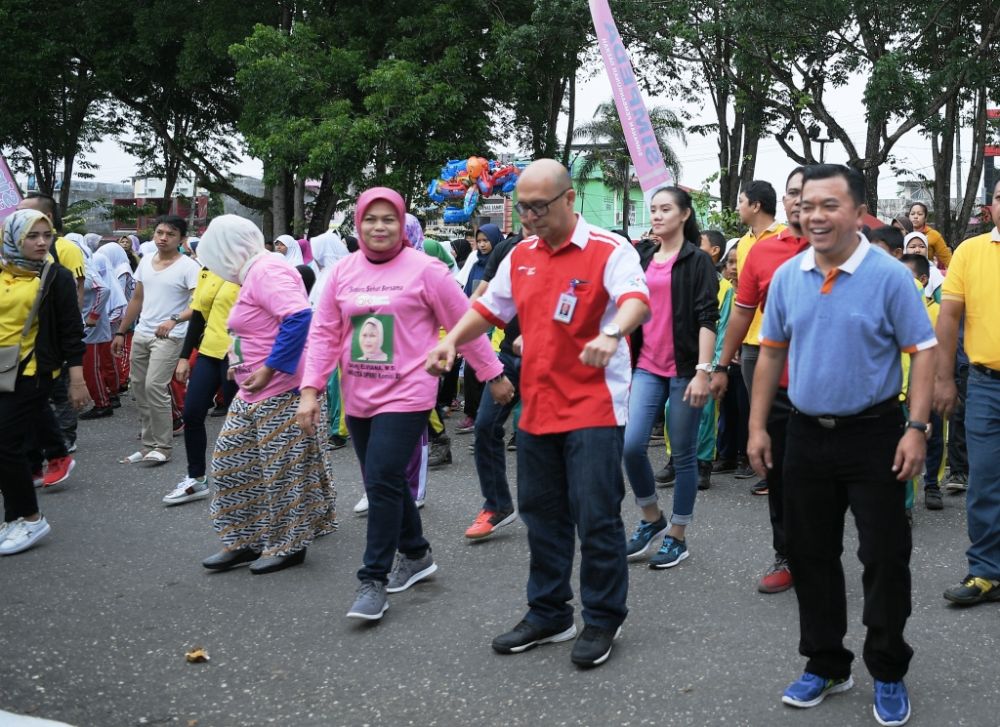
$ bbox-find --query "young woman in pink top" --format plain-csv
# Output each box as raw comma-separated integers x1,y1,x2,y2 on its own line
195,215,337,576
623,187,718,570
297,187,510,622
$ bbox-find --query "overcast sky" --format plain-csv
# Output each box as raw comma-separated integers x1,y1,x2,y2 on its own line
83,62,980,215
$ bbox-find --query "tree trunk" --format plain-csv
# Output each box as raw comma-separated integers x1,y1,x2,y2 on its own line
307,170,339,238
953,88,988,243
271,173,288,237
58,154,75,216
562,74,576,167
293,172,306,237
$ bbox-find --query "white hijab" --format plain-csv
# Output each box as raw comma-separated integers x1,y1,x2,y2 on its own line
66,232,92,260
95,242,133,283
275,234,304,266
90,253,128,315
198,215,267,284
903,231,945,298
310,231,348,270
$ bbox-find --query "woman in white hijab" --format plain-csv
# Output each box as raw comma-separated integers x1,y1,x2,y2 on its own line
903,231,945,302
273,234,304,267
197,216,336,574
95,242,137,387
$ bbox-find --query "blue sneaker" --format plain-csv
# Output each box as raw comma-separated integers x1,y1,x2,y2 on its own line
626,516,669,560
873,680,910,726
781,672,854,708
648,535,689,569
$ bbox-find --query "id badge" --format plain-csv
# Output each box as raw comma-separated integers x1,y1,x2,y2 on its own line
553,292,577,324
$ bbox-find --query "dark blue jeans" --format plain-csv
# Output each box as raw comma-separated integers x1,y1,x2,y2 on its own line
348,410,431,584
183,354,237,479
964,367,1000,579
473,352,520,513
517,426,628,631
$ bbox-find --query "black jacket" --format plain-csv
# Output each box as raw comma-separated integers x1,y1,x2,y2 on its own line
32,263,85,374
630,240,718,378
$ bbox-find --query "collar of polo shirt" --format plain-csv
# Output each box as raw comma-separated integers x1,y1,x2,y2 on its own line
529,214,591,252
800,234,871,273
991,226,999,243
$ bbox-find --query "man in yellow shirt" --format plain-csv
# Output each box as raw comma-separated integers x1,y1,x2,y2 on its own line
733,180,785,483
933,178,1000,606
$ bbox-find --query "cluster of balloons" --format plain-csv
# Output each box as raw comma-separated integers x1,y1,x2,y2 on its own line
427,156,524,224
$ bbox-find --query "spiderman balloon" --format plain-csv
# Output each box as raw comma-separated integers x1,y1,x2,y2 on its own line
427,156,523,224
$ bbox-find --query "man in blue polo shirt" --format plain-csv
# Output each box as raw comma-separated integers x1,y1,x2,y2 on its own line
748,165,936,727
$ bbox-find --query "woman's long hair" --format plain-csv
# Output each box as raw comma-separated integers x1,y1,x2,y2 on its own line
650,186,701,245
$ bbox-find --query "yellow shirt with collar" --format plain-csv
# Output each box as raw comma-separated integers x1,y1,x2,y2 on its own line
0,269,43,377
735,221,786,346
942,227,1000,369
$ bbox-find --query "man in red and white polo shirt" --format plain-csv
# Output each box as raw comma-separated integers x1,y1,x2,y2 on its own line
427,159,649,668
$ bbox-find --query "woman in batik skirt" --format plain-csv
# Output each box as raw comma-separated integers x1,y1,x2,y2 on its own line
196,214,337,575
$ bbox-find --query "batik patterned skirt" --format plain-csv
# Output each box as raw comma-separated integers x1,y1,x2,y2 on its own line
210,390,337,557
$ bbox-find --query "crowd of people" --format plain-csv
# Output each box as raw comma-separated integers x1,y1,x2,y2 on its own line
2,160,998,727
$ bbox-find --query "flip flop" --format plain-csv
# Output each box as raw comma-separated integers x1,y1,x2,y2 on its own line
143,450,169,464
120,451,147,464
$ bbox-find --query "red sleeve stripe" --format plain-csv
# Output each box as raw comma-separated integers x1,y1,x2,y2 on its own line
471,301,506,329
618,292,650,307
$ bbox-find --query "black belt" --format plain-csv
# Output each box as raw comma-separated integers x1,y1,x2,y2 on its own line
793,397,901,430
972,364,1000,380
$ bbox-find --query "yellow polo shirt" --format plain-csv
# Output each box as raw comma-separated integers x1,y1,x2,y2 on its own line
0,269,42,377
190,269,240,360
942,227,1000,369
735,221,786,345
52,237,85,279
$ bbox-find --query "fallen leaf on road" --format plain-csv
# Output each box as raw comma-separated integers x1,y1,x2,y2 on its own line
185,647,210,663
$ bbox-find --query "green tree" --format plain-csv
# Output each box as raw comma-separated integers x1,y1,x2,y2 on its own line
573,101,685,235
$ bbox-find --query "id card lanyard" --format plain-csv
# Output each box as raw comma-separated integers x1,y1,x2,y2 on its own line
553,278,587,324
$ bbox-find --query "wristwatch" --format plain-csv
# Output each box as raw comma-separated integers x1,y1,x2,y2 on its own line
906,420,932,438
169,314,181,323
695,363,713,375
601,323,623,340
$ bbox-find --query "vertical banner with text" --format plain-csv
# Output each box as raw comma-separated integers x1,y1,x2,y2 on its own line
589,0,674,208
0,151,23,224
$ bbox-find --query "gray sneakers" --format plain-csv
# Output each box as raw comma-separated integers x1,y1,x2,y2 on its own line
386,550,438,593
346,580,388,620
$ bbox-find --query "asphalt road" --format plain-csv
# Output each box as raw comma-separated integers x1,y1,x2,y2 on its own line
2,397,998,727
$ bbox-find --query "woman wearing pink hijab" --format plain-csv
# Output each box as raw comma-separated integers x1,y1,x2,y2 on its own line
297,187,512,622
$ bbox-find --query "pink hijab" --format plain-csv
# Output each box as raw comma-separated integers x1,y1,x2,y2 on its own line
297,237,314,264
354,187,411,263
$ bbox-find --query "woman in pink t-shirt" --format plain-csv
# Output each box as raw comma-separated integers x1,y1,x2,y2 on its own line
195,215,336,575
623,187,719,571
296,187,509,622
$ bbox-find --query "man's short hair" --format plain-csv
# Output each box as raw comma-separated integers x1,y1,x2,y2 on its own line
901,253,930,280
742,180,777,217
785,166,806,188
24,192,62,232
155,214,188,237
868,226,904,253
801,164,866,207
702,229,725,251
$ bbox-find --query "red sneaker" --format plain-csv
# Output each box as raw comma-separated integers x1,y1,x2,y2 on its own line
43,456,76,487
464,509,517,540
758,557,793,593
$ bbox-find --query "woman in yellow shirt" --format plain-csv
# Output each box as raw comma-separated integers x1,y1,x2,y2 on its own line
0,209,89,556
908,202,952,269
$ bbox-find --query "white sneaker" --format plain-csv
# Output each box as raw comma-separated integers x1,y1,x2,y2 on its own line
162,477,210,506
415,497,425,509
353,494,369,515
0,516,51,555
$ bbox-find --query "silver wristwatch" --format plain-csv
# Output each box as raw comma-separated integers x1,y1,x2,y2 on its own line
695,363,714,375
601,323,623,340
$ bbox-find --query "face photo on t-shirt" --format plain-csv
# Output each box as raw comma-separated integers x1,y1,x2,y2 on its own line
351,314,394,364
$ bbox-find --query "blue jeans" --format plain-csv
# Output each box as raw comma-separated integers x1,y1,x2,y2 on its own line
183,353,237,478
623,368,704,524
347,410,431,584
517,427,628,631
964,368,1000,579
473,352,520,513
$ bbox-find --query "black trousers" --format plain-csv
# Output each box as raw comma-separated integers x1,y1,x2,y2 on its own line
946,362,969,475
783,407,913,682
2,375,55,521
767,389,792,559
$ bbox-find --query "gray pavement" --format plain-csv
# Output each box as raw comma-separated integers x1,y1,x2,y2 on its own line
2,399,998,727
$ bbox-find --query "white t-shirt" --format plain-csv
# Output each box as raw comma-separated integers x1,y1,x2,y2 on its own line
134,254,200,339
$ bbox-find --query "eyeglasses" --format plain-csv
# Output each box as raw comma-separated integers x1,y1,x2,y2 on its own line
514,187,572,218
